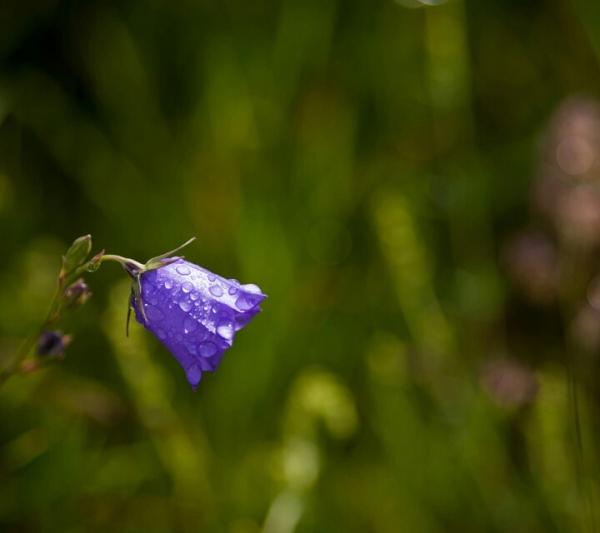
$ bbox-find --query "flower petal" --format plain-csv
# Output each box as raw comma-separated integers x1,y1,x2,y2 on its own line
132,258,265,388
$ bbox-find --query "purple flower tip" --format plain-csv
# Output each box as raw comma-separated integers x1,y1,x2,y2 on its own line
131,258,266,389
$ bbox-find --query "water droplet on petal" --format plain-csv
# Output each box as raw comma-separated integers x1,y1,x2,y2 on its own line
198,341,217,357
145,305,165,322
190,291,199,301
198,358,213,371
217,324,234,340
182,281,193,293
156,328,167,339
179,299,193,312
235,295,254,311
208,273,216,282
186,364,202,387
209,285,223,297
241,283,262,295
184,317,198,334
228,286,238,295
164,280,173,290
176,265,191,276
185,342,197,355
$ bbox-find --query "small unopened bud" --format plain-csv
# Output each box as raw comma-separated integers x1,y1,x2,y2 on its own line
36,331,71,358
85,250,105,272
63,278,92,307
61,235,92,277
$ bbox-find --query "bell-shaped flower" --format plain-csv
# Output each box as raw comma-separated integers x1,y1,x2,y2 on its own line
131,258,266,388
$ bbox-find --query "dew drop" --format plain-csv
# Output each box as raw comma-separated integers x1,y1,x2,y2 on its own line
156,328,167,339
182,281,193,293
208,273,216,282
235,295,254,311
241,283,262,295
176,265,191,276
185,342,197,355
198,358,213,371
190,291,200,301
209,284,223,297
217,324,234,340
144,283,156,294
179,300,193,312
145,305,165,322
198,341,217,357
164,279,173,290
184,317,198,334
228,286,238,295
186,364,202,387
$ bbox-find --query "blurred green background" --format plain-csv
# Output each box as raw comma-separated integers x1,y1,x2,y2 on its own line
3,0,600,531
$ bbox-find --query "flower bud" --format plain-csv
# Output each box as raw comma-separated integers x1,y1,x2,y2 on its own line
63,278,92,307
36,331,71,357
85,250,105,273
61,235,92,277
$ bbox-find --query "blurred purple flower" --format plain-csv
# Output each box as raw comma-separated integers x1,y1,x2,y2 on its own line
503,231,558,304
132,258,266,388
37,331,71,357
570,303,600,353
480,358,538,409
557,184,600,247
533,97,600,221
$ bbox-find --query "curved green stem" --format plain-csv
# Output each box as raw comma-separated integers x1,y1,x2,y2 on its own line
0,278,63,385
0,253,143,387
0,240,190,387
99,255,144,270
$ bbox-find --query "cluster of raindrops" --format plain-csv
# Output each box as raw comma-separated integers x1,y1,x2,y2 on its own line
132,258,266,388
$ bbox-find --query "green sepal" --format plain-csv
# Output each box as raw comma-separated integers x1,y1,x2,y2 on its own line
144,237,196,271
61,235,92,277
132,274,147,324
85,250,105,272
126,293,133,337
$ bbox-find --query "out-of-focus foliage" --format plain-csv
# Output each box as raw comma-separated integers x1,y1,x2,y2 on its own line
2,0,600,531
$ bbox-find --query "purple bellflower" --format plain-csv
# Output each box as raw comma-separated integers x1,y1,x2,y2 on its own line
3,235,265,388
130,257,266,388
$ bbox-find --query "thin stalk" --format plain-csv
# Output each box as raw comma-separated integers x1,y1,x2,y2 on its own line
99,255,144,270
0,254,141,386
